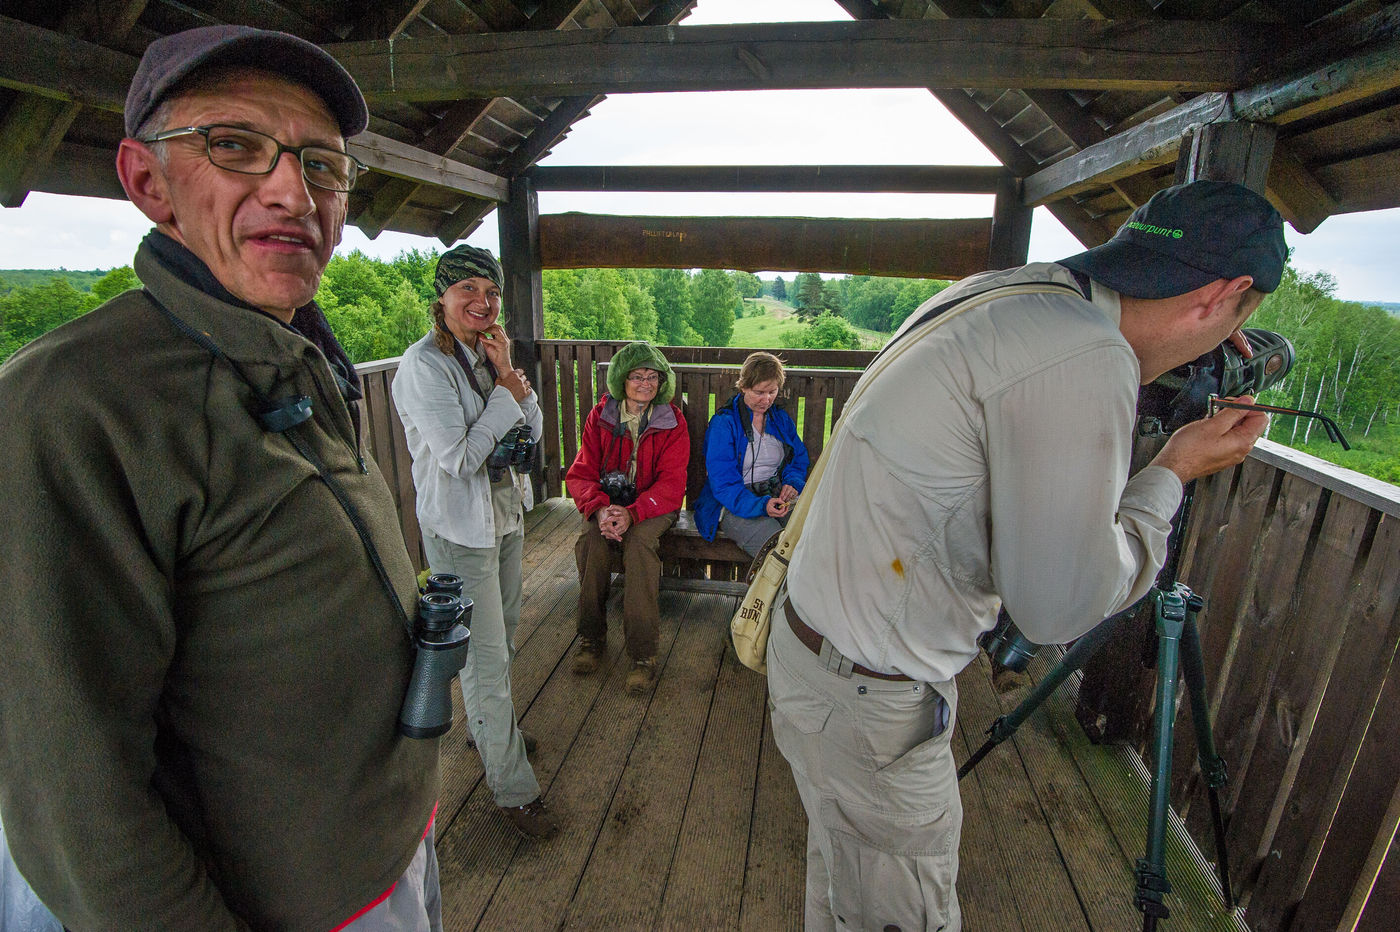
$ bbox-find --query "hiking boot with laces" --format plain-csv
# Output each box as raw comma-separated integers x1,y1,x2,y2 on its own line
626,657,657,695
572,637,605,675
499,797,560,839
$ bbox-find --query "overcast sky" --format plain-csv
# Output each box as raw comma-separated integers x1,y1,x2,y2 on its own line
3,0,1396,303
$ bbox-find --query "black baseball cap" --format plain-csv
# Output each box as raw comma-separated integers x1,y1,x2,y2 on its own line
1059,180,1287,299
125,25,368,139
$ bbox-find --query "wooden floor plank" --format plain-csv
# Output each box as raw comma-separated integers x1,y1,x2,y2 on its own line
954,654,1093,931
464,590,694,923
983,655,1144,931
656,599,767,930
425,500,1249,930
738,706,806,932
951,699,1030,931
563,592,729,929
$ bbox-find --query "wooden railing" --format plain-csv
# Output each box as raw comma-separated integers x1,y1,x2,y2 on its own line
1138,439,1400,930
357,343,1400,931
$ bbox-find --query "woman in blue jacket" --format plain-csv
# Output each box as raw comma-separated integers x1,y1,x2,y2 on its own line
694,352,810,556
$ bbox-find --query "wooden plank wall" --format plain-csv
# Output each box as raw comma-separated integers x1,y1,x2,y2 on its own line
1162,439,1400,931
356,356,426,572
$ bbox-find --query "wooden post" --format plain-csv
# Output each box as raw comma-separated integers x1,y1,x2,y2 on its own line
498,175,547,497
1075,121,1277,746
988,174,1033,270
1174,120,1276,191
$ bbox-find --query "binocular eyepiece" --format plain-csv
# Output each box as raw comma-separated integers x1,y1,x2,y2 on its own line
979,608,1040,674
397,574,472,739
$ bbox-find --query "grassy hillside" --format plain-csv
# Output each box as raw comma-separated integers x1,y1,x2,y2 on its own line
731,297,889,350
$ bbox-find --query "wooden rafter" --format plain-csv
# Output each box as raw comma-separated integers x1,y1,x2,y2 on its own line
347,1,590,238
1021,37,1400,207
325,19,1281,101
0,2,148,207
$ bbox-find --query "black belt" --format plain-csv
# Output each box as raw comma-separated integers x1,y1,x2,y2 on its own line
783,599,913,682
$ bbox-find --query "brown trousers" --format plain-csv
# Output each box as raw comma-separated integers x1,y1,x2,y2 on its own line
575,512,676,661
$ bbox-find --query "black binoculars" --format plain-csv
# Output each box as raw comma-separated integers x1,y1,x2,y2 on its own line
397,573,472,739
487,425,536,481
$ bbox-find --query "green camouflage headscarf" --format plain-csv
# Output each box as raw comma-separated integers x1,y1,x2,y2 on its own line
433,244,503,297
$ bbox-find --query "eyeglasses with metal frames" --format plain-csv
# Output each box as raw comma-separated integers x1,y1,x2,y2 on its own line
140,124,365,192
626,372,662,384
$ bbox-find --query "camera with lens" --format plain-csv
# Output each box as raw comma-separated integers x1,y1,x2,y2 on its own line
486,425,536,481
398,583,473,739
745,474,783,499
1139,328,1294,436
599,470,637,506
979,607,1041,673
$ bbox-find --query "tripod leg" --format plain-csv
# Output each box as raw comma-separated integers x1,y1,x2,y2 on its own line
1136,586,1186,931
958,611,1126,781
1178,591,1234,909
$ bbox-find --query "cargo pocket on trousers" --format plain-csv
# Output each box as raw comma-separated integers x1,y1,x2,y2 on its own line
821,794,958,932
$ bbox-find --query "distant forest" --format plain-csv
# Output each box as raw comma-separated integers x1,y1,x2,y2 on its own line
3,251,1397,484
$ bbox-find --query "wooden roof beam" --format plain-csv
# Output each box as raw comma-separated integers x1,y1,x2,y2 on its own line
526,165,1009,193
345,0,595,238
1021,37,1400,210
0,1,147,208
326,19,1278,101
540,213,996,279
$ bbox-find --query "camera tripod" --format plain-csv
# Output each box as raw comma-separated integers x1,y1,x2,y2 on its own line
958,485,1235,931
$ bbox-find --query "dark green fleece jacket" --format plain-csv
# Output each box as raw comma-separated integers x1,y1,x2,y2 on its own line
0,244,438,931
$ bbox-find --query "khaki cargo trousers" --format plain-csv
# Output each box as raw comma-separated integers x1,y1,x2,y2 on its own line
767,595,962,932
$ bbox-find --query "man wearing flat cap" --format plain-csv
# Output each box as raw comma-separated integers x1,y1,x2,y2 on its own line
771,180,1284,931
0,25,441,931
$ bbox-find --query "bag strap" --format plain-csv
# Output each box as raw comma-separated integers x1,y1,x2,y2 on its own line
773,280,1089,557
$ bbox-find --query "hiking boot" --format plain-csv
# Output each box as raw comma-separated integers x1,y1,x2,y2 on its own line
572,637,605,675
626,658,657,695
467,731,537,755
499,797,560,840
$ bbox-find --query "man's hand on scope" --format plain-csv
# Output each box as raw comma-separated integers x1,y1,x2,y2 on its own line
1151,394,1270,483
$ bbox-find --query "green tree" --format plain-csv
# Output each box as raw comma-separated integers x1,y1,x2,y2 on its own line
771,276,787,301
620,270,659,341
649,268,700,345
315,251,430,363
730,270,763,299
389,248,440,304
541,269,586,338
90,266,141,303
0,277,99,362
889,279,949,329
793,272,824,319
783,312,861,350
691,268,738,347
845,277,901,331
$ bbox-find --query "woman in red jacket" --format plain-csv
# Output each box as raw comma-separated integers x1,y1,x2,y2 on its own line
565,341,689,694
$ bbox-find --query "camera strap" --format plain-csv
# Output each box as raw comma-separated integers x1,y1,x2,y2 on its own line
450,338,499,406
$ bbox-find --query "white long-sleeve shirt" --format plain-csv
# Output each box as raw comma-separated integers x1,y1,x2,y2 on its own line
787,263,1183,684
392,331,543,548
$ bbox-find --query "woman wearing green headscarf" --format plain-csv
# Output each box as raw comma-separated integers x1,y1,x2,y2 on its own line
564,342,690,695
391,245,557,840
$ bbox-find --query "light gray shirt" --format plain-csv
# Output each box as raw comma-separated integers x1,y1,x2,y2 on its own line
787,263,1183,684
392,331,542,548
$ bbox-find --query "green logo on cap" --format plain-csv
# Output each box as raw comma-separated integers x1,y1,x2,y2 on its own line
1126,220,1184,239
